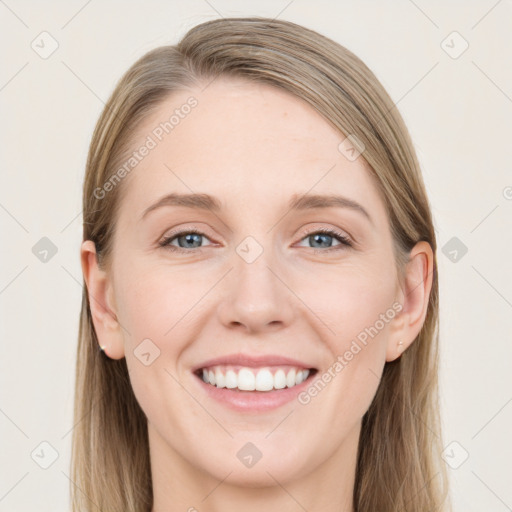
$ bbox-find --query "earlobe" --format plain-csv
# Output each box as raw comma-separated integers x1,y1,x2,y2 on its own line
80,240,125,359
386,241,434,362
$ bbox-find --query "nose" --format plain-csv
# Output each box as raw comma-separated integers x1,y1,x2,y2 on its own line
217,245,296,334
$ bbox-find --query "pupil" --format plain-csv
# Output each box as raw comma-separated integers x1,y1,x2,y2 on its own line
181,233,201,248
312,233,331,248
177,233,333,249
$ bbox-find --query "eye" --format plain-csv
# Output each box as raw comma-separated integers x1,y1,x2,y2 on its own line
159,228,213,252
159,227,353,254
296,228,353,253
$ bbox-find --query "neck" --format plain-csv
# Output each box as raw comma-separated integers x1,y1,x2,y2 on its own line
149,421,359,512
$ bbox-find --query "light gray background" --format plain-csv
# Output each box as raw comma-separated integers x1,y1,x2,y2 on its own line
1,1,511,510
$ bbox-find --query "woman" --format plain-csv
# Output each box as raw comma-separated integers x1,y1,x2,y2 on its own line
72,16,450,511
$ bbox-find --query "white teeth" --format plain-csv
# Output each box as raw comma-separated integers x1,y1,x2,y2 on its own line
274,369,287,389
238,368,255,391
255,369,274,391
215,368,226,388
225,370,238,389
286,369,296,388
200,366,311,391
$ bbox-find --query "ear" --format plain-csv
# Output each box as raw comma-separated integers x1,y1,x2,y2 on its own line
80,240,125,359
386,241,434,362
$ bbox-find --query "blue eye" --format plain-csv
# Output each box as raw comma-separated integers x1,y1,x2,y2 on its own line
159,227,352,253
298,228,352,252
160,228,211,251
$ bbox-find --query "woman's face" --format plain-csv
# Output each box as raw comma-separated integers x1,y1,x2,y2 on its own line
85,77,419,489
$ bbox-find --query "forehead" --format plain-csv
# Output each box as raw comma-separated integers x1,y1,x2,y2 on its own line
140,78,345,165
115,77,387,225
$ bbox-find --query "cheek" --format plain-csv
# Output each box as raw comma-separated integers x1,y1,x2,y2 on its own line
113,267,205,426
107,247,398,482
295,262,397,411
296,260,398,344
114,250,398,365
114,262,206,343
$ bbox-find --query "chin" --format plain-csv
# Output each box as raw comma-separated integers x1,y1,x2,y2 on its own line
197,446,310,488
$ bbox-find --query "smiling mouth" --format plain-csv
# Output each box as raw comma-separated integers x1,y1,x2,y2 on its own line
194,366,318,392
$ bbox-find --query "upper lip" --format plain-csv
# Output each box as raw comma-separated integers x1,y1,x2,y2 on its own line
192,354,317,373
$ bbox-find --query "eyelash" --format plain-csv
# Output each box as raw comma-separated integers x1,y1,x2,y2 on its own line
159,227,353,254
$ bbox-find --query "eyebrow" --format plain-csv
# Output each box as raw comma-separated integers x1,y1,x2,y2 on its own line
141,192,373,225
289,193,373,225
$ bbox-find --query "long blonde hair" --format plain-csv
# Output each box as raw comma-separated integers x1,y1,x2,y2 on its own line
71,16,449,511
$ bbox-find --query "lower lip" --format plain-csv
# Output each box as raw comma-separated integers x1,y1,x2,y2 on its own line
193,371,317,412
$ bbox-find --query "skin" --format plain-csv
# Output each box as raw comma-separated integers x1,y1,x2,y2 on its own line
81,77,433,512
